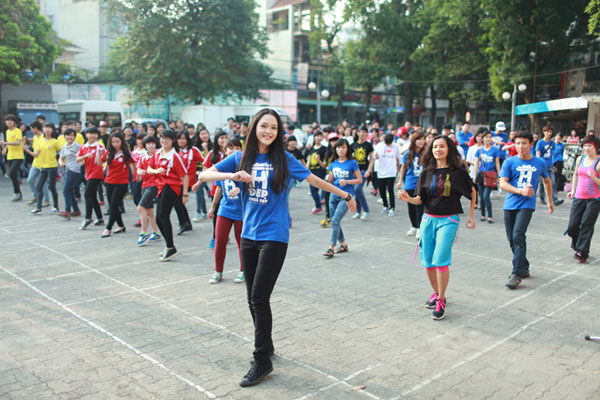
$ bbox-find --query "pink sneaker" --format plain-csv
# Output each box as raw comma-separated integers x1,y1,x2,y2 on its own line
432,298,446,320
425,292,438,309
309,207,322,215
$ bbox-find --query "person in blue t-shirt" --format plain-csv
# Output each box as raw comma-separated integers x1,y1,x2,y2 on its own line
535,125,563,206
198,108,357,388
323,139,362,258
499,130,554,290
398,131,425,238
473,131,501,223
456,122,472,155
553,133,566,191
207,138,245,285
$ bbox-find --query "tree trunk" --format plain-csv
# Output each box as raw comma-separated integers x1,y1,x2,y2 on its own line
365,86,372,123
430,84,437,127
337,78,344,122
403,63,413,122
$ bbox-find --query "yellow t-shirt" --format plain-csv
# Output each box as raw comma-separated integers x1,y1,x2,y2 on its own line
75,133,85,145
32,134,43,168
35,138,62,168
6,128,24,160
57,135,67,148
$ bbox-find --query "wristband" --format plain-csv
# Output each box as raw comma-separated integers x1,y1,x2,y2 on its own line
344,193,352,202
182,194,189,197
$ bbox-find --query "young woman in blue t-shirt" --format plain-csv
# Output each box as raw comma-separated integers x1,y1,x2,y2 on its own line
198,108,357,388
323,139,362,258
473,131,501,223
398,131,425,238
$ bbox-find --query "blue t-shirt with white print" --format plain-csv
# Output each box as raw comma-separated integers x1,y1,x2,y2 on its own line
535,139,555,168
402,152,423,190
500,155,549,211
475,147,500,172
328,159,359,196
216,178,243,221
215,150,310,243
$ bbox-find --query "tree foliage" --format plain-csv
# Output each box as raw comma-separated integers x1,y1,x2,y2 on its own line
0,0,58,84
587,0,600,36
106,0,272,103
342,38,386,110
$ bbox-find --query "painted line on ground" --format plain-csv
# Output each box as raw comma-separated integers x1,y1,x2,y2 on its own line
0,265,217,399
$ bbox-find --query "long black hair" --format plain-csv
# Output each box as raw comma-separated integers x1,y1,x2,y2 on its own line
193,128,212,153
421,135,462,172
238,108,289,194
177,131,192,150
331,138,353,161
106,131,132,164
212,130,228,164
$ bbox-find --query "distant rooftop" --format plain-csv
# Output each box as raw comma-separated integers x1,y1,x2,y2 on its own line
270,0,306,9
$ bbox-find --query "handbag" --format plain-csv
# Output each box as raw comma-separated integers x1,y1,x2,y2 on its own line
483,171,498,188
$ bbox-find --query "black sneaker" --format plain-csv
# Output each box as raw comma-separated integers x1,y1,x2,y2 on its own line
432,298,446,320
540,198,546,205
555,199,564,206
522,270,530,278
239,359,273,387
177,222,193,235
425,292,438,309
80,219,92,230
505,274,521,289
159,247,178,262
93,219,105,226
574,252,588,263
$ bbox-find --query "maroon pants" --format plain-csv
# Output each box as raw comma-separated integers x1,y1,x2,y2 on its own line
215,215,243,272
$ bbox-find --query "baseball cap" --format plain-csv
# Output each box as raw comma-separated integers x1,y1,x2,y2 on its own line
99,121,108,127
495,121,506,131
327,133,339,141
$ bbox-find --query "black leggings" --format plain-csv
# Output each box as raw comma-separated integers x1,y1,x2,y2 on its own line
84,178,103,220
241,238,288,364
106,183,128,230
7,159,23,194
378,177,396,209
37,167,58,210
406,188,424,228
156,186,179,248
174,185,191,227
324,191,331,219
212,201,220,239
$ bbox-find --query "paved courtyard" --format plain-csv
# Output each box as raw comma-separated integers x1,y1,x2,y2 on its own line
1,176,599,399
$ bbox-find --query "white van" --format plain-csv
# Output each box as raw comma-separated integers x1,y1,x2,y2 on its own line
58,100,124,127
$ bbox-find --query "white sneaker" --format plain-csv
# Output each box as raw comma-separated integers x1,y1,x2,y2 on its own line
193,213,201,222
234,271,245,283
407,227,417,236
416,229,420,240
352,212,361,219
380,207,389,214
209,272,222,284
360,212,369,220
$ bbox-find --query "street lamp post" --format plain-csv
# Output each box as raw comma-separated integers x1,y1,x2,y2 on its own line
308,81,330,125
503,83,527,130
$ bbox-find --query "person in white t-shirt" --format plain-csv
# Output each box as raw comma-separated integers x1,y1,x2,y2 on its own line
375,133,401,216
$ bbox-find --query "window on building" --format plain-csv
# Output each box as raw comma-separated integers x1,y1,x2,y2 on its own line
268,10,289,33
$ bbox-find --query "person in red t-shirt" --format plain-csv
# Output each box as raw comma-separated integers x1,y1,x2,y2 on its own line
147,129,189,261
202,131,228,248
174,132,204,235
98,131,135,237
136,135,161,246
76,127,105,229
501,129,519,158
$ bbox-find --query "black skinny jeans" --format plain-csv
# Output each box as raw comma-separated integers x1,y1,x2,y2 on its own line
406,188,424,228
378,177,396,209
241,238,288,365
105,183,128,230
156,185,179,248
37,167,58,210
174,185,191,227
84,178,103,220
7,159,23,194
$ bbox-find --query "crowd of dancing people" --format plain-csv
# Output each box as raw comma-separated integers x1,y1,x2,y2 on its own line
2,109,600,387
